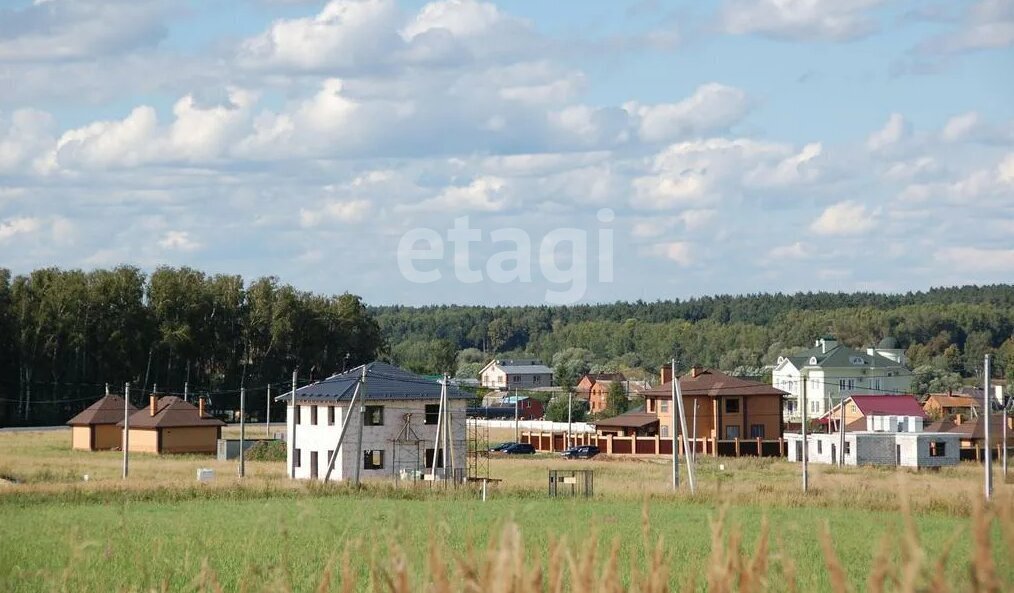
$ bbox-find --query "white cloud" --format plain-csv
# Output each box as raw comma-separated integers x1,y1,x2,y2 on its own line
898,153,1014,204
867,113,910,152
810,201,875,236
300,199,373,227
0,216,42,242
650,241,694,266
0,0,171,62
719,0,886,42
768,242,809,260
935,246,1014,271
627,83,751,143
939,111,1014,145
0,109,56,173
158,230,201,252
920,0,1014,53
744,142,823,187
406,176,512,213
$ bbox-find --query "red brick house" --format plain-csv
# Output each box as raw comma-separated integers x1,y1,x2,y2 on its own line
577,373,625,413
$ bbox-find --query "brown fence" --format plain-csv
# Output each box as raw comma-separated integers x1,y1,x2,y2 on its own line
520,431,788,458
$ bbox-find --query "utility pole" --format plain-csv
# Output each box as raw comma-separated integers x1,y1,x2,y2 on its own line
984,355,992,502
671,359,679,490
445,374,456,477
431,375,446,482
673,364,695,494
801,372,809,493
105,383,110,397
239,387,246,478
266,384,271,437
839,392,847,466
290,370,297,479
184,381,189,403
1003,385,1009,480
514,388,519,443
567,387,573,449
691,398,698,465
323,380,362,482
353,365,367,485
122,382,130,479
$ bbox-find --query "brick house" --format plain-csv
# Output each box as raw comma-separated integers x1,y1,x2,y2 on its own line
67,394,136,451
821,394,927,431
641,366,787,442
118,396,225,454
922,394,980,421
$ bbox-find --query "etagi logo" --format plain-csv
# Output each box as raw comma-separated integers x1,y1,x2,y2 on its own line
397,209,615,304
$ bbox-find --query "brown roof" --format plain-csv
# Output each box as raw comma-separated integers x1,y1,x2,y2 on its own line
925,416,1013,441
66,395,137,426
117,396,225,429
642,368,787,398
593,411,659,430
923,394,980,409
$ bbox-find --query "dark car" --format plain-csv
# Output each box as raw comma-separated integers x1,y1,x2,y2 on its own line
561,445,600,459
502,443,536,455
489,442,517,453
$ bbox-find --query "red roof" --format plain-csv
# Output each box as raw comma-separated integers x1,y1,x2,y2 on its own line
850,395,927,419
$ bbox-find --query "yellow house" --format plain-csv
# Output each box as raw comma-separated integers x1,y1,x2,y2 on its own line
66,394,136,451
119,396,225,454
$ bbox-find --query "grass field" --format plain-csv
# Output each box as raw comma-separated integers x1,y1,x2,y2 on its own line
1,428,1012,592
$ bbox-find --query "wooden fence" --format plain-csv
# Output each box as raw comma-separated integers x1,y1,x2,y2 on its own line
520,431,787,458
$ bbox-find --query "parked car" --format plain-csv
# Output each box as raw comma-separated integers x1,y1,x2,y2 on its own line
489,442,517,453
561,445,600,459
501,443,536,455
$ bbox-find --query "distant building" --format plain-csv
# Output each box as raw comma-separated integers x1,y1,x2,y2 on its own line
640,366,787,441
499,394,545,420
593,408,658,437
118,396,225,454
280,362,468,481
922,394,980,421
479,359,553,389
786,414,959,468
821,394,927,432
773,336,913,423
66,394,136,451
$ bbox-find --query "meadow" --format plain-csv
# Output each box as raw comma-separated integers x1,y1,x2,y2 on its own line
0,428,1011,592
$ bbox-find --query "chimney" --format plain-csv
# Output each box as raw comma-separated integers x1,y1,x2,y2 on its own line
150,395,157,416
660,365,673,385
198,398,205,418
691,366,702,378
954,414,962,426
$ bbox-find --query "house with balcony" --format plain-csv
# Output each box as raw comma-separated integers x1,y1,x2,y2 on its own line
773,336,913,423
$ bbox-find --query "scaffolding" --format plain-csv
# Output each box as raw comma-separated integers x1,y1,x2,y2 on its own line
467,416,490,481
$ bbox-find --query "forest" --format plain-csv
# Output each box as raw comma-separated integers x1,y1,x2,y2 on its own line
1,266,1013,425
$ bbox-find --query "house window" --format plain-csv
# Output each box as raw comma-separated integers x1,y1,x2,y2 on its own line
364,405,384,426
295,405,302,425
817,441,823,454
839,379,846,392
843,442,851,456
660,400,669,413
425,448,444,469
725,398,740,414
294,448,302,468
929,441,946,457
327,407,335,426
810,401,820,413
660,425,669,438
725,425,740,439
749,424,765,438
363,450,384,470
326,450,334,465
646,399,654,412
849,404,857,414
311,406,318,425
424,404,440,425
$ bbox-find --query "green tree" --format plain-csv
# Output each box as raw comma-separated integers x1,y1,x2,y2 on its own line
544,394,587,423
911,365,963,395
604,381,629,417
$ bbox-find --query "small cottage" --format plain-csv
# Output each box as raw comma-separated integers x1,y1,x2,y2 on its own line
66,394,136,451
118,396,225,454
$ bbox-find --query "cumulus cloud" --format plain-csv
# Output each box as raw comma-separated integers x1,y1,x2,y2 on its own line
935,246,1014,271
867,113,911,152
919,0,1014,53
627,83,751,143
0,109,56,173
940,111,1014,145
158,230,201,252
0,216,43,242
810,201,875,236
719,0,887,42
0,0,171,62
649,241,694,266
300,199,373,227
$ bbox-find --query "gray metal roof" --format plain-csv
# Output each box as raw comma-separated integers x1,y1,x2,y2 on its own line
274,362,470,403
786,344,908,370
498,364,553,374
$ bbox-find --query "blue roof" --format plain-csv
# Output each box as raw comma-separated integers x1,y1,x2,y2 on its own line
274,362,469,402
501,395,533,404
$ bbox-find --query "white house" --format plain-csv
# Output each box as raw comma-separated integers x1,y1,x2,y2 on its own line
773,336,913,423
786,414,959,469
280,362,468,481
479,359,553,389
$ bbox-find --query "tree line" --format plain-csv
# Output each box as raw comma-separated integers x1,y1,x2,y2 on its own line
0,267,385,426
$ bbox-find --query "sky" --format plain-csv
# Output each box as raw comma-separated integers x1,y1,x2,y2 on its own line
0,0,1012,306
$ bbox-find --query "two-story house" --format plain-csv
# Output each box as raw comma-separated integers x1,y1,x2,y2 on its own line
773,336,913,423
281,362,468,481
479,359,553,389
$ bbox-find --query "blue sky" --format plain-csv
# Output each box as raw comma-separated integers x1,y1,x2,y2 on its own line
0,0,1011,305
